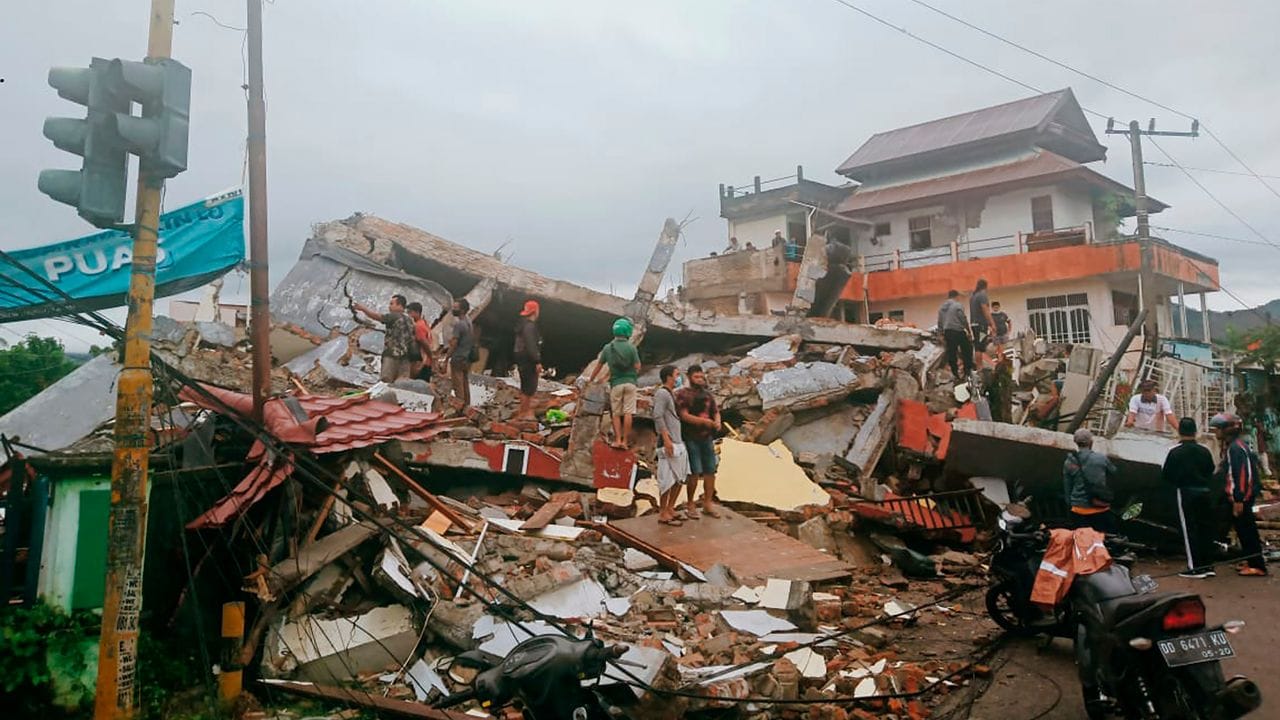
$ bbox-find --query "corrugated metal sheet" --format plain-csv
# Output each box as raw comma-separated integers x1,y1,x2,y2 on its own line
837,90,1069,175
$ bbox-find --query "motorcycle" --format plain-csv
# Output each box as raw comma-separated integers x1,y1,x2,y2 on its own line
433,630,633,720
986,502,1262,719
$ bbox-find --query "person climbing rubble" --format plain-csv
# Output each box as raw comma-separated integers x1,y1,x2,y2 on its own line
354,294,415,383
677,364,722,520
936,289,973,380
587,317,640,449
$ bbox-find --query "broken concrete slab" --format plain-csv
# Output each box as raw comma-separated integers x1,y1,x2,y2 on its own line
780,405,862,461
265,521,379,598
266,604,419,681
757,362,860,410
711,439,830,511
271,234,452,340
0,354,119,455
845,389,896,496
284,336,379,388
796,515,837,554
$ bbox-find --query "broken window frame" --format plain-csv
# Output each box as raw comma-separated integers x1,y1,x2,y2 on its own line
908,216,932,250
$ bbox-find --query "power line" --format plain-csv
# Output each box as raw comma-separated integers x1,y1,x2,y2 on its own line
903,0,1280,204
1151,225,1274,248
1146,137,1280,255
1145,162,1280,181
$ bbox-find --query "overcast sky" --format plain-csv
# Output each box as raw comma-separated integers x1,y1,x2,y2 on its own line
2,0,1278,350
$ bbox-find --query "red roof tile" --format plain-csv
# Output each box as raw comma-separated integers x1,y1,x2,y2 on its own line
184,385,446,454
187,456,293,529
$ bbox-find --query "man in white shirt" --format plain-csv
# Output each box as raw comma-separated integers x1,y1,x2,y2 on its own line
1125,379,1178,432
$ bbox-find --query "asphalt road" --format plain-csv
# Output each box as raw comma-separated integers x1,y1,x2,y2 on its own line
963,558,1276,720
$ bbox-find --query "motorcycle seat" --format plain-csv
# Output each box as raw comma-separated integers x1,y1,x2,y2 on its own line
1098,594,1157,628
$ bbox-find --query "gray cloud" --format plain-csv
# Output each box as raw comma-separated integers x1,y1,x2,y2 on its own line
2,0,1278,351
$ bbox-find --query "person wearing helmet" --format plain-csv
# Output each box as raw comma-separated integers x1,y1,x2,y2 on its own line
1124,379,1178,433
1209,412,1267,576
1062,428,1117,533
587,318,641,449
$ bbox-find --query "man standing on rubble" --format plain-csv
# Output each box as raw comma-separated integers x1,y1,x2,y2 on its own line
406,301,434,382
1163,417,1218,578
969,279,995,370
678,364,722,520
937,290,973,380
513,300,542,421
445,298,474,409
653,365,689,526
1062,428,1117,533
587,318,641,449
355,294,414,383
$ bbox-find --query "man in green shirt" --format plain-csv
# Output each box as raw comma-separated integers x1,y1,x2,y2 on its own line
588,318,641,449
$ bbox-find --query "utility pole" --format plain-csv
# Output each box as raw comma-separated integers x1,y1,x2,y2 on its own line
247,0,271,420
1105,118,1199,360
95,1,175,717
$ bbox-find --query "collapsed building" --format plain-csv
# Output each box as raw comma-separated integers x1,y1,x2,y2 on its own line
0,87,1271,718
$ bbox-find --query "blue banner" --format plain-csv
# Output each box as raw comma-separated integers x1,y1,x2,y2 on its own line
0,189,245,321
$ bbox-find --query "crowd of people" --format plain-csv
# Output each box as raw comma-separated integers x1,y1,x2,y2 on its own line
1062,412,1267,578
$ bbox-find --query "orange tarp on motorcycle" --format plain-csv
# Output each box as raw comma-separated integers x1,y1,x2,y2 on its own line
1030,528,1112,610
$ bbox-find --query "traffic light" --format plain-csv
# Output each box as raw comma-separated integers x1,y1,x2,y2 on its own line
38,58,130,228
38,56,191,227
107,58,191,179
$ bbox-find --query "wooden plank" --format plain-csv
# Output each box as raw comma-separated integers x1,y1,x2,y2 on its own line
374,452,472,530
266,521,378,597
520,491,576,531
262,680,474,720
608,507,852,584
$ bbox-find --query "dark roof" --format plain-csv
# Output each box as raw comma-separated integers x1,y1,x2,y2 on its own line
836,89,1106,181
837,151,1166,215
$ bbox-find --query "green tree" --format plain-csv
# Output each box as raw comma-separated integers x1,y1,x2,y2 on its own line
1226,324,1280,369
0,335,80,416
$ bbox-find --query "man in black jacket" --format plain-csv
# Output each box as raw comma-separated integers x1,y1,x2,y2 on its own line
1162,417,1218,578
513,300,543,421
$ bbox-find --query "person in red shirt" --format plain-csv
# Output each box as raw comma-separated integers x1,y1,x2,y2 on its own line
676,365,722,520
406,302,434,381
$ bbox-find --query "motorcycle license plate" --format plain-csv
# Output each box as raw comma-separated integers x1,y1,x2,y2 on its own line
1158,630,1235,667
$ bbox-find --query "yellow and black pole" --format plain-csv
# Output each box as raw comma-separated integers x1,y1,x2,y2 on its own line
93,0,174,717
218,602,246,708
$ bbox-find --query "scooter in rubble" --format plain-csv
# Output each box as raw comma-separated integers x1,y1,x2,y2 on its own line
986,501,1262,719
433,629,634,720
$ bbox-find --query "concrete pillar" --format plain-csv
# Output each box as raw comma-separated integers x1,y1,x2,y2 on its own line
1200,292,1211,343
1177,282,1187,339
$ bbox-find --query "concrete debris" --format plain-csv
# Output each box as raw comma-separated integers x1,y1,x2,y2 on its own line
713,438,831,511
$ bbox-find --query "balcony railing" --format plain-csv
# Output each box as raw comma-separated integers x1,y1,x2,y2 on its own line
858,223,1093,273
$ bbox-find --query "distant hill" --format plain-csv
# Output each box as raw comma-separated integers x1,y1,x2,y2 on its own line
1171,298,1279,341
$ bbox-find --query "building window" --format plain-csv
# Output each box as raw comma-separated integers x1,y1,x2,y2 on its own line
1111,290,1138,326
908,216,932,250
888,310,905,322
1031,195,1055,232
1026,292,1091,344
873,222,891,240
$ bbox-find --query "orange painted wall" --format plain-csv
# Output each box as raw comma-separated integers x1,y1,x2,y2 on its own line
828,241,1218,304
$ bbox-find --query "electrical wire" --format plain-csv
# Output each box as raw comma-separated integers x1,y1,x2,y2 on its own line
1145,162,1280,182
1146,138,1280,255
1151,225,1274,249
903,0,1280,205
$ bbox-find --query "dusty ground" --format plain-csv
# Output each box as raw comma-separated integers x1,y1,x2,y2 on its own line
953,559,1278,720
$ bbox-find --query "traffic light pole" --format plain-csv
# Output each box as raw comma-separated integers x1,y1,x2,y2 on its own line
93,0,173,717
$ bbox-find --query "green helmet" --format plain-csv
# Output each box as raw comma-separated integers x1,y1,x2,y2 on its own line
612,317,634,337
